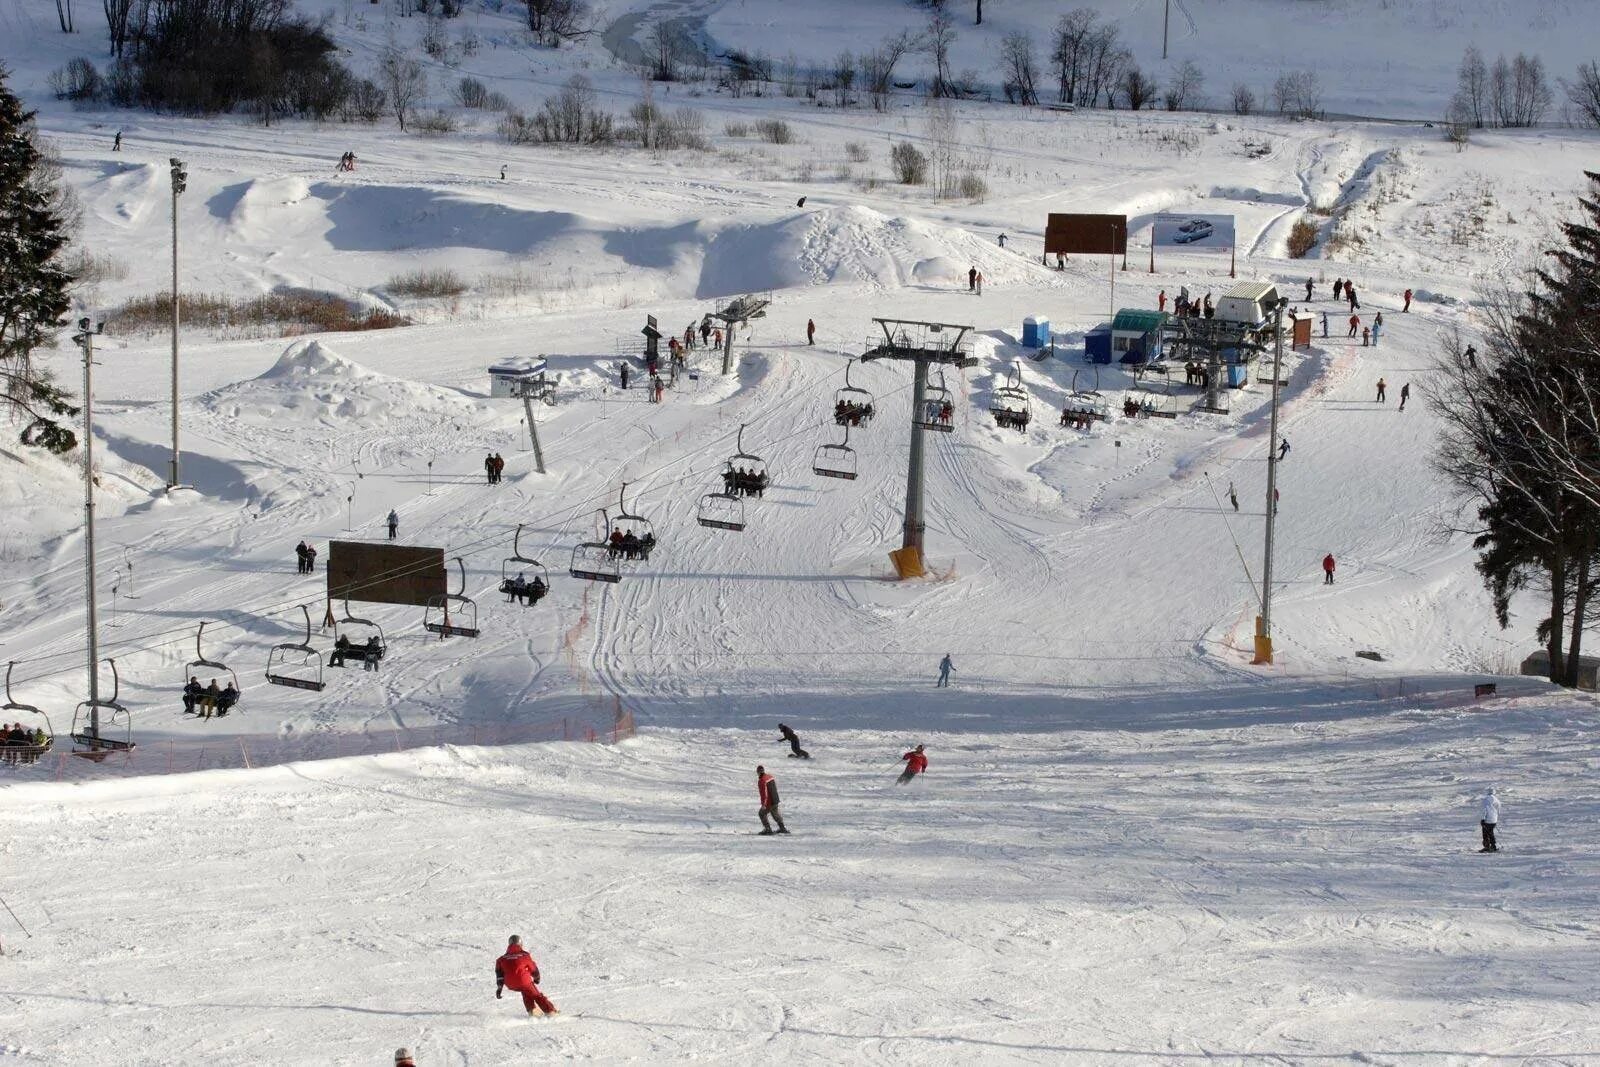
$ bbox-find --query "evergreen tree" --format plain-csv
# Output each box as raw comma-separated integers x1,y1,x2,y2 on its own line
0,65,78,453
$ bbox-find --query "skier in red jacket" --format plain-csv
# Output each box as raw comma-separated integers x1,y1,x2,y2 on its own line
757,765,789,834
897,744,928,784
495,935,558,1017
1322,553,1336,585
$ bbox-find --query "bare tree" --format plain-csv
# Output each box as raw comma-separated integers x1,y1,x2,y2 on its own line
54,0,73,32
1230,82,1255,115
926,10,957,99
832,51,856,106
648,21,679,81
1079,26,1124,108
1510,53,1552,126
378,48,426,131
1119,64,1156,111
103,0,133,56
1272,70,1322,120
1456,46,1488,128
1163,59,1204,111
525,0,593,47
1443,96,1472,149
998,32,1037,105
1565,59,1600,127
862,30,916,111
1049,8,1096,105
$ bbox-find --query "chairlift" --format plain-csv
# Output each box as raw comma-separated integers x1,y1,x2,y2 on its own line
70,658,136,757
914,370,956,433
266,604,326,692
182,621,241,716
990,361,1032,432
833,358,875,427
697,491,746,531
570,510,622,583
610,483,657,563
1060,365,1110,427
331,599,388,668
500,523,551,605
424,556,480,638
813,421,859,481
2,661,55,765
702,424,767,530
1134,371,1179,419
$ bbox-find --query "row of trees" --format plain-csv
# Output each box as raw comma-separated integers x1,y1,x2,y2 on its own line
1448,48,1553,129
1433,172,1600,686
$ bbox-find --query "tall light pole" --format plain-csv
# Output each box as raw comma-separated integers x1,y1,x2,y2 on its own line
1162,0,1170,59
1253,298,1289,666
168,158,186,489
73,317,106,740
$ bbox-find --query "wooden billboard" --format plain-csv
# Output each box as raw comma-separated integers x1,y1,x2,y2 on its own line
327,541,447,607
1044,213,1128,256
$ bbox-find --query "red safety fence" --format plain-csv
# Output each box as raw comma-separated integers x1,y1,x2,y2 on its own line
2,701,636,782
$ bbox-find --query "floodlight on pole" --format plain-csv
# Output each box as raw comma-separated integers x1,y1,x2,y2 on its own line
72,317,107,741
168,157,187,490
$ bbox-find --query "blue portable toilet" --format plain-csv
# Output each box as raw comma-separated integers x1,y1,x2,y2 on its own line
1022,315,1051,348
1085,324,1113,363
1221,347,1251,388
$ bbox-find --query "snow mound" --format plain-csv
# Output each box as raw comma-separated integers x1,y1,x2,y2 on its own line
221,176,314,242
202,340,483,427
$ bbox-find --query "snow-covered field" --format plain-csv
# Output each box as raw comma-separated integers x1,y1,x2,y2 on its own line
3,0,1600,1061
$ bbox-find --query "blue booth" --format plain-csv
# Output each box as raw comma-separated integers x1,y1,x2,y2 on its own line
1022,315,1051,348
1085,324,1113,364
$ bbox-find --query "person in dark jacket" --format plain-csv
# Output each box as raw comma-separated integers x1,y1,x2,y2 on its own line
778,723,809,759
898,744,928,784
495,935,558,1016
295,540,309,573
183,676,204,714
757,766,788,834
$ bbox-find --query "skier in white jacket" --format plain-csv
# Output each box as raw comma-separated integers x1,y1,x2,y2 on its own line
1479,788,1501,852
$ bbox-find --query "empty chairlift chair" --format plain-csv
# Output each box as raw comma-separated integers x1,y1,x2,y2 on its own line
914,370,957,433
266,604,327,692
331,600,388,668
813,421,859,481
2,661,55,765
183,621,241,716
70,658,136,758
424,557,480,638
570,510,622,584
833,358,876,427
500,524,551,605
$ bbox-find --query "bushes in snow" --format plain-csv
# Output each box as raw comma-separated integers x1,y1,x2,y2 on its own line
890,142,927,185
1287,218,1318,259
755,119,793,144
386,269,467,297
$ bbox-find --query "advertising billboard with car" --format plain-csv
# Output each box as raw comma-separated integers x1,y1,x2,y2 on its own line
1151,213,1235,252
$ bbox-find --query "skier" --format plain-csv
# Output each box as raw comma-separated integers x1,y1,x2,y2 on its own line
1399,382,1410,411
1376,377,1387,402
1362,326,1370,348
998,233,1007,248
968,266,977,292
500,165,507,180
296,540,309,574
1321,310,1329,338
700,320,711,345
387,509,399,540
756,765,788,834
897,744,928,784
713,328,723,347
1479,787,1500,852
495,935,558,1016
395,1050,416,1067
1348,313,1361,338
1304,276,1314,301
1465,344,1477,369
1278,438,1291,461
1158,290,1167,313
484,453,496,485
652,374,664,404
1322,553,1336,585
113,129,122,151
1402,288,1413,312
1228,481,1239,511
304,543,317,574
494,453,506,483
975,271,984,296
1371,319,1382,347
806,318,816,345
619,361,630,391
936,653,954,688
778,723,810,759
1347,283,1359,311
1332,278,1343,301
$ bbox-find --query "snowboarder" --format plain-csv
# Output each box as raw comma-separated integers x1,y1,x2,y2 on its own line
898,744,928,784
756,765,788,834
1479,787,1500,852
998,233,1007,248
495,935,558,1016
620,361,630,390
975,271,984,296
387,509,399,540
1348,313,1361,338
113,130,122,151
396,1050,416,1067
1228,481,1239,511
936,653,954,688
1402,288,1413,312
1399,382,1410,411
1278,438,1291,461
1158,290,1167,313
796,196,806,207
1376,377,1387,402
1322,553,1336,585
778,723,809,759
1332,278,1343,301
1321,310,1329,338
1304,277,1314,301
806,318,816,345
968,266,977,292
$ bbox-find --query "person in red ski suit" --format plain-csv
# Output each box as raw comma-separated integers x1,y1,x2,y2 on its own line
496,935,558,1016
757,765,788,834
1322,553,1336,585
897,744,927,784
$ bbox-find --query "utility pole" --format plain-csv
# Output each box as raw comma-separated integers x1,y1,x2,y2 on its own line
859,318,976,578
1253,298,1289,665
72,318,105,742
167,158,186,489
520,386,547,474
1162,0,1170,59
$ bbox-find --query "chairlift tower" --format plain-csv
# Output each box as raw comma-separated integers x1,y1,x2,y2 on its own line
712,292,772,375
859,317,978,579
71,318,108,747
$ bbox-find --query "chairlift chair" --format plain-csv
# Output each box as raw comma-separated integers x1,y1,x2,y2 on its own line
1134,371,1178,419
610,483,658,564
990,361,1032,432
570,510,622,583
500,523,551,604
424,557,480,638
833,358,875,427
723,424,769,498
697,491,746,531
183,621,241,715
1060,366,1110,427
2,661,55,765
70,658,136,757
331,599,388,668
813,421,859,481
913,370,956,433
266,604,326,692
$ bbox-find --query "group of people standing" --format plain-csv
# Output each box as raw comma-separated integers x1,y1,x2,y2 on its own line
967,266,986,295
294,540,318,574
484,453,507,484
